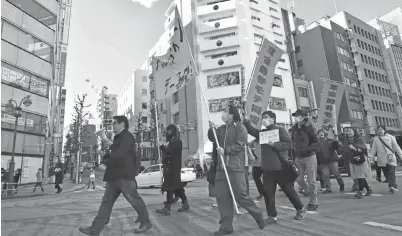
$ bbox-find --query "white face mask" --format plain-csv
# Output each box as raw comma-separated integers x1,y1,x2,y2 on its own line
294,116,304,123
262,118,271,128
221,113,229,123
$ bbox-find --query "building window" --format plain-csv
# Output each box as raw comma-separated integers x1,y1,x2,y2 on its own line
349,94,360,103
7,0,57,30
172,92,179,104
141,116,148,123
250,0,258,3
351,110,363,120
269,7,277,12
298,87,308,98
274,40,283,45
273,74,283,87
1,20,53,63
142,76,147,82
251,15,261,21
295,46,300,53
142,89,147,96
210,51,237,59
279,58,285,63
172,112,179,125
206,32,236,40
142,102,147,109
297,59,303,68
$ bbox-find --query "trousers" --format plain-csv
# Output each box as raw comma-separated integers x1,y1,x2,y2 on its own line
295,155,318,205
252,166,264,195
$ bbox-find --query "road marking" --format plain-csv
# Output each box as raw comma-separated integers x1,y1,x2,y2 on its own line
344,193,383,196
363,222,402,232
278,205,319,214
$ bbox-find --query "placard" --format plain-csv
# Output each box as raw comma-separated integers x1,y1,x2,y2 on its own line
259,129,280,144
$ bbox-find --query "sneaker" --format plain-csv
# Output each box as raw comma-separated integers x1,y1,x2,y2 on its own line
354,191,363,199
295,207,307,220
306,204,318,211
323,189,332,194
134,222,152,233
266,216,278,225
212,203,218,207
256,194,264,200
78,227,99,236
257,216,266,229
389,187,398,193
365,188,372,196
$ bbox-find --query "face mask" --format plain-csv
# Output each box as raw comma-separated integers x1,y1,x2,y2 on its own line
295,117,304,123
221,113,229,123
262,118,271,127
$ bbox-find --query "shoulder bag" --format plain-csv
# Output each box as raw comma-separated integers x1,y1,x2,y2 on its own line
378,136,402,165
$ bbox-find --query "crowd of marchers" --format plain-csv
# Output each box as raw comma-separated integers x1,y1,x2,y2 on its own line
77,106,401,236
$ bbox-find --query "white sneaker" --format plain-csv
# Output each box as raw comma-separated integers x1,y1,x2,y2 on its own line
212,203,218,207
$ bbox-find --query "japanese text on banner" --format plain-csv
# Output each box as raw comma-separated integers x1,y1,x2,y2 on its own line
316,80,345,131
246,39,283,129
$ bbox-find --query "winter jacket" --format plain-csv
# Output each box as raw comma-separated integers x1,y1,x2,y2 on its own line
316,138,339,164
244,121,293,172
36,172,43,182
207,121,247,172
160,138,183,192
340,136,367,162
289,118,319,158
370,134,402,167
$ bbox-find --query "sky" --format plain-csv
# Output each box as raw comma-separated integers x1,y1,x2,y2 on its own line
63,0,401,130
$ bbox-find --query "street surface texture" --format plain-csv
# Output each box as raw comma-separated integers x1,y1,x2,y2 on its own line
2,169,402,236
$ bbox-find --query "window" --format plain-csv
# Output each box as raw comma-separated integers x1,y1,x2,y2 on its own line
210,51,237,59
141,116,148,123
172,92,179,104
349,94,360,103
172,112,179,124
142,89,147,96
206,32,236,40
251,15,261,21
142,76,147,82
142,102,147,109
250,0,258,3
269,7,277,12
298,87,308,97
143,165,160,173
351,110,363,120
295,46,301,53
274,40,283,45
7,0,57,30
1,20,53,62
279,58,285,63
297,59,303,68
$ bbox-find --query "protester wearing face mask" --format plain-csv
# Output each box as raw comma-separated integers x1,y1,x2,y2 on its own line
244,111,307,224
208,105,265,235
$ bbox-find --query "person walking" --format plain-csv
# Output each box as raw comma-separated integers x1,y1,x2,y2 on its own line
79,116,151,235
244,111,307,224
248,139,264,200
341,127,372,199
156,124,189,215
87,168,96,190
33,168,44,193
369,125,402,194
208,105,265,235
316,130,345,193
290,109,320,211
54,168,63,194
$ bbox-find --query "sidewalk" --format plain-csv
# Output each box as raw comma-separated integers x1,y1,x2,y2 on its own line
1,174,86,200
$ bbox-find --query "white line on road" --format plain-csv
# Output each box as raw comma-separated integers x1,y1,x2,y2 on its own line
363,222,402,232
278,205,319,214
343,193,383,196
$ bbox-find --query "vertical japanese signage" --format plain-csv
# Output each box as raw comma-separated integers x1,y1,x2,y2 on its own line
316,79,345,131
245,38,283,129
59,44,68,87
240,66,245,100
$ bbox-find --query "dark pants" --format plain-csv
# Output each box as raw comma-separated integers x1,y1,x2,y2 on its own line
215,170,263,231
245,166,250,196
252,166,264,195
91,179,150,233
33,182,44,192
357,178,370,192
167,186,187,203
55,184,62,192
386,164,397,189
87,180,95,189
375,162,388,180
263,169,304,217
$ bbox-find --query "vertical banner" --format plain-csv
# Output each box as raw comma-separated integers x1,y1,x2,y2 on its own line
316,79,345,131
240,66,246,100
58,44,68,87
245,39,283,129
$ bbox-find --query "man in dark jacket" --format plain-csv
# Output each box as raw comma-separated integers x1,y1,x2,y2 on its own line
244,111,306,224
316,130,345,193
290,109,320,211
79,116,151,236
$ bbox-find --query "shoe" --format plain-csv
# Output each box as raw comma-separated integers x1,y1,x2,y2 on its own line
389,187,398,194
213,229,234,235
256,194,264,200
376,177,382,182
212,203,218,207
156,202,171,216
323,189,332,194
365,188,372,196
340,185,345,192
265,216,278,225
306,204,318,211
177,201,190,212
295,207,307,220
78,227,99,236
104,220,111,227
257,216,266,229
354,191,363,199
134,222,152,233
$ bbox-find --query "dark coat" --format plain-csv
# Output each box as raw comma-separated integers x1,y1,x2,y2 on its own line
244,121,293,172
340,136,367,162
289,118,320,158
55,172,63,185
103,129,140,182
316,138,339,164
160,138,183,192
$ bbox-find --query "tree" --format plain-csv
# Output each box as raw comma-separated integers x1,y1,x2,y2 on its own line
129,112,147,161
148,103,163,165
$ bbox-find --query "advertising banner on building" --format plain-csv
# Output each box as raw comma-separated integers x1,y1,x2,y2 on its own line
209,96,242,113
152,7,196,100
315,79,345,131
58,44,68,87
245,38,283,129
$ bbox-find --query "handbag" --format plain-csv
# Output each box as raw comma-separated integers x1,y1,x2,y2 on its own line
274,149,299,181
378,137,401,163
350,151,366,165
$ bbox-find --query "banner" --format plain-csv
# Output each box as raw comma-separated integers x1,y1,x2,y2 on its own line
315,79,345,130
245,38,283,129
152,7,196,100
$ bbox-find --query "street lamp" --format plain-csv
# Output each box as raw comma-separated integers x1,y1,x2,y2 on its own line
5,95,32,195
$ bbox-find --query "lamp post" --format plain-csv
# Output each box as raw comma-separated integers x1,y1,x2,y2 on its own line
4,95,32,195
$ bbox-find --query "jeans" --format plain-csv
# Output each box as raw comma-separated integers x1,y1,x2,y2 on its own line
252,166,264,195
245,166,250,196
386,164,397,189
295,155,318,205
263,169,304,217
375,162,388,180
319,162,344,190
91,179,150,233
215,170,263,231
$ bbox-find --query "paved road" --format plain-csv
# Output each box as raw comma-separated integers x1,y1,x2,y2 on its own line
2,172,402,236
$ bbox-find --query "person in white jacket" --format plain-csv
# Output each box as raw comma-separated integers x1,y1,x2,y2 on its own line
369,125,402,194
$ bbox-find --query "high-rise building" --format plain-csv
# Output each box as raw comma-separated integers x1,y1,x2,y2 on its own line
148,0,297,160
97,87,117,132
1,0,69,183
284,10,402,137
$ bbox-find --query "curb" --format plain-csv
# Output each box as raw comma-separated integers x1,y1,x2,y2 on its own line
1,185,87,200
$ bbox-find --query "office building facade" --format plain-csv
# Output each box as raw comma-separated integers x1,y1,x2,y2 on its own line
97,86,117,132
